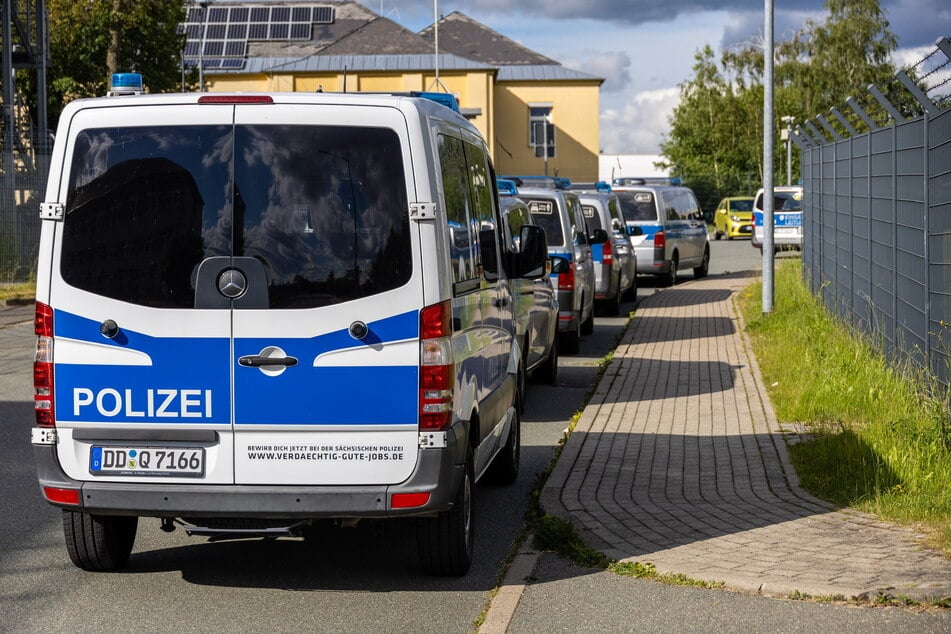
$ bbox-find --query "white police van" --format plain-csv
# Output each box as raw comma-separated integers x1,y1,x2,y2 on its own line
31,75,548,576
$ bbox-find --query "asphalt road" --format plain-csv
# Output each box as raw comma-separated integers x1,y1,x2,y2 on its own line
10,241,940,632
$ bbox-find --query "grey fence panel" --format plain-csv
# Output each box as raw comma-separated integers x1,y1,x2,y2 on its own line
802,103,950,388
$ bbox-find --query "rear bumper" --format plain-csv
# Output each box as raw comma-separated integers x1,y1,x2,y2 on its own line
35,423,467,519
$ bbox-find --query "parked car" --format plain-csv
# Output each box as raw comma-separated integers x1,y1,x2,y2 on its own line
612,185,710,286
518,186,602,354
751,186,804,250
31,82,550,577
713,196,755,240
499,196,559,388
577,191,637,315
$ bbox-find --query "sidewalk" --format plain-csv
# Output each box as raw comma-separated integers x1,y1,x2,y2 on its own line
535,272,951,602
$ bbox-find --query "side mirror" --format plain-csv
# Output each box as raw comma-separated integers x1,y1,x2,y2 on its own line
590,228,609,244
516,225,548,279
628,225,644,237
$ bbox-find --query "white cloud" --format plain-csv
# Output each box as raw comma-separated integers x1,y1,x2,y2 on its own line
561,51,632,94
600,87,680,154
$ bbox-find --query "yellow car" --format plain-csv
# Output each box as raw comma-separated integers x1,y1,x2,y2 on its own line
713,196,755,240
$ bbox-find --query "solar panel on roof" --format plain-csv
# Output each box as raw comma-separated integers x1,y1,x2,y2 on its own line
290,23,310,39
220,59,246,69
224,41,246,57
268,23,289,39
292,7,311,21
206,24,225,39
207,7,227,22
230,7,249,22
272,7,290,21
313,6,333,23
249,7,268,22
227,23,247,39
248,23,267,39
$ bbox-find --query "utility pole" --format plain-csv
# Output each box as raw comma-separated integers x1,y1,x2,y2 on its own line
781,115,795,186
762,0,775,313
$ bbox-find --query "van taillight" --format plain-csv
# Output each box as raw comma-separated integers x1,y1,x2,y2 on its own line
558,261,576,291
419,301,454,430
602,239,614,265
34,302,54,428
653,231,666,248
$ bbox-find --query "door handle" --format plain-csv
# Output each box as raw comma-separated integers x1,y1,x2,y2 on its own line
238,355,298,367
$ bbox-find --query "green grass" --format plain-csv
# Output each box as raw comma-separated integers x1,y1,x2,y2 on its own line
737,260,951,557
0,281,35,300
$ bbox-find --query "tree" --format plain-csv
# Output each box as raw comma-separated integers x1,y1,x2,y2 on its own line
661,0,901,206
41,0,189,125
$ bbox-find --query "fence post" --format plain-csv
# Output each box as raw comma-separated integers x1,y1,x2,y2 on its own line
846,96,879,131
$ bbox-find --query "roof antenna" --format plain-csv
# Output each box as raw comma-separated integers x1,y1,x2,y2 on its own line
428,0,449,92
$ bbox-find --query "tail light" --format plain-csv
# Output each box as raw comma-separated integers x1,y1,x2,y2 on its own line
602,239,614,265
34,302,55,428
557,261,576,291
419,301,454,430
653,231,666,248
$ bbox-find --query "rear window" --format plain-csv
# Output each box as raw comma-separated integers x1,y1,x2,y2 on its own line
523,197,565,246
730,199,754,212
755,190,802,212
61,124,411,309
581,204,605,231
615,191,659,222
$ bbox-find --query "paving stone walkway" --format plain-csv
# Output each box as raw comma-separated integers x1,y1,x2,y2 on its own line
541,272,951,601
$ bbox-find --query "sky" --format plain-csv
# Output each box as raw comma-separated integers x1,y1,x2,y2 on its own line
359,0,951,156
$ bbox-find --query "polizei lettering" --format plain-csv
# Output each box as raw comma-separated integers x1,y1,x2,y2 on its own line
72,388,213,419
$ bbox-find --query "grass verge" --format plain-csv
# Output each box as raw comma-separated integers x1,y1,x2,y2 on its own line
0,281,35,301
737,259,951,557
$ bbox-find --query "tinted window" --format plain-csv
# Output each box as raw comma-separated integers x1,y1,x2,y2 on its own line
581,204,604,231
523,196,565,246
755,190,803,212
729,199,754,212
615,190,659,222
62,124,411,309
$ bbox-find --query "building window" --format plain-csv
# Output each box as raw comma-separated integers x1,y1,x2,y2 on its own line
529,106,555,158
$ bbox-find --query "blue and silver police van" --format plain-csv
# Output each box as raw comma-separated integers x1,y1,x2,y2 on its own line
31,75,547,576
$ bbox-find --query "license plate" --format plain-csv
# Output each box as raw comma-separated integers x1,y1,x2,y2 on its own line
90,446,205,477
776,227,800,236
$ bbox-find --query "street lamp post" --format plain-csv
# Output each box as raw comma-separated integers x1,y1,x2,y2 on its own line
198,1,208,92
781,115,795,186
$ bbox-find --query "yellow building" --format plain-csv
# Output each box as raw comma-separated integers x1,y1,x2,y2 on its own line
185,2,603,181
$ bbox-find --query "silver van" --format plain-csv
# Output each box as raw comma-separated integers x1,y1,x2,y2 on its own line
613,185,710,285
31,83,547,576
517,186,603,354
577,191,637,315
499,196,559,387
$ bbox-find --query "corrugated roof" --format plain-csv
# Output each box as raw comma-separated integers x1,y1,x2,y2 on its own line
225,53,496,74
497,65,603,82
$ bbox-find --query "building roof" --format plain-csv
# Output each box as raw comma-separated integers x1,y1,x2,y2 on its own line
418,11,557,66
318,16,434,55
497,65,603,83
230,53,496,75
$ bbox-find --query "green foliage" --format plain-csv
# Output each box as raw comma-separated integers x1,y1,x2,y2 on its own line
532,514,612,569
738,259,951,557
27,0,190,126
661,0,901,209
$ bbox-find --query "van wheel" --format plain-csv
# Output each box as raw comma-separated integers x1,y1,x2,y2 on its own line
63,511,137,571
664,256,678,287
485,404,521,485
693,247,710,279
417,448,474,576
580,301,594,335
561,320,580,355
536,336,558,385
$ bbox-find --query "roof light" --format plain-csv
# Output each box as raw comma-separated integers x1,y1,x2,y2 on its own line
497,179,519,196
410,91,460,112
108,73,143,97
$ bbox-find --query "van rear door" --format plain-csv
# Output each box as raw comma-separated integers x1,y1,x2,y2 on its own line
229,104,422,486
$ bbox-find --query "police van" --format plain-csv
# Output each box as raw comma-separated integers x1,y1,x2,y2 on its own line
612,185,710,286
751,185,804,250
31,75,548,576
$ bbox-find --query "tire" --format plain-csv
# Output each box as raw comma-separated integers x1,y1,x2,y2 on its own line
485,402,521,485
714,228,722,240
560,322,580,355
693,246,710,279
63,510,137,571
580,299,594,335
536,335,558,385
417,447,474,576
663,255,678,287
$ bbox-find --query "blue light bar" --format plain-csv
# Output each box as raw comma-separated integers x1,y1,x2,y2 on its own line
411,91,460,112
497,179,519,196
108,73,143,96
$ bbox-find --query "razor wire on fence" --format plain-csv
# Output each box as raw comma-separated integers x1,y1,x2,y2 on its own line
795,36,951,390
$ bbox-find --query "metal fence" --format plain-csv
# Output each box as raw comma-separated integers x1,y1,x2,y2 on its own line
797,36,951,389
0,134,48,284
